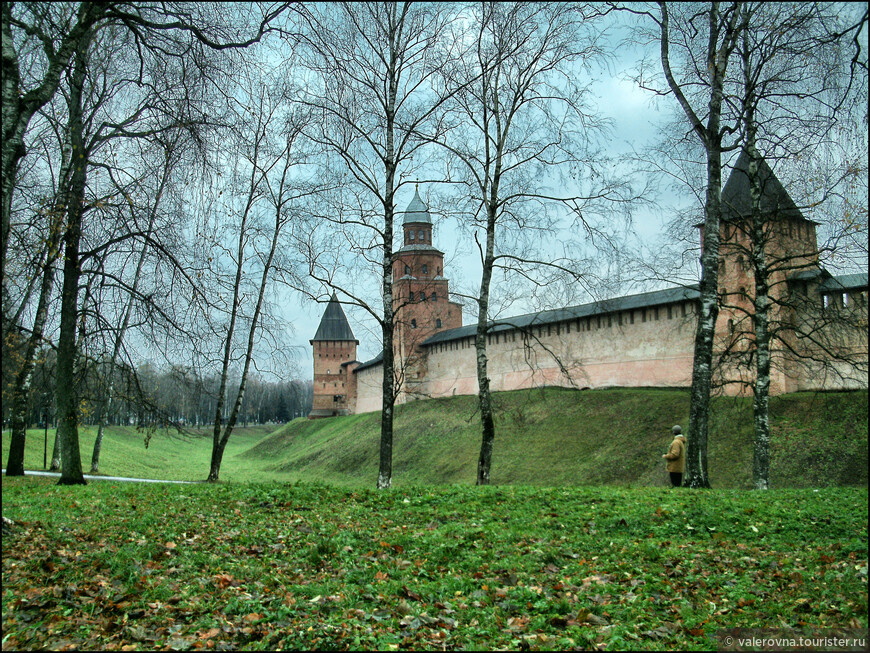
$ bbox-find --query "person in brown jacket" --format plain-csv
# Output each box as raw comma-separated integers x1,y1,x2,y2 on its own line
662,425,686,487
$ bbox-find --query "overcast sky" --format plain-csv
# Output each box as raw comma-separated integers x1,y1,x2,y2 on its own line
282,11,678,374
264,6,867,380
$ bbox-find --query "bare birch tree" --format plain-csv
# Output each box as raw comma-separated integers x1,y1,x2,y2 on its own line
626,1,744,488
724,2,867,489
427,2,625,485
297,2,462,489
203,79,313,482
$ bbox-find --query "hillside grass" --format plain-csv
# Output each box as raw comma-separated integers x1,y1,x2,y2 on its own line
2,388,867,488
242,388,869,489
2,479,867,651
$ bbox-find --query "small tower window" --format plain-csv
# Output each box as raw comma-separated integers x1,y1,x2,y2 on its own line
422,264,428,275
431,292,437,301
411,319,417,329
418,230,424,241
420,292,426,301
410,230,415,241
404,264,410,275
436,318,442,328
409,291,414,301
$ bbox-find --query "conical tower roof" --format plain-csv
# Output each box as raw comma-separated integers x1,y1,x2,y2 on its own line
402,186,432,224
311,294,357,342
721,150,804,222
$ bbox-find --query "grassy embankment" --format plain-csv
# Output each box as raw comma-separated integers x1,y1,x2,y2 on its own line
2,388,867,487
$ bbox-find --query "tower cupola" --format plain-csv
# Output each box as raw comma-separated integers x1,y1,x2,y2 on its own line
401,185,434,246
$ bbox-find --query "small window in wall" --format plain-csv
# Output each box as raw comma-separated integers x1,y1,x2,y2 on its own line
436,318,442,328
418,230,425,241
681,303,687,317
597,316,602,329
422,264,428,275
629,311,635,324
642,310,647,323
411,319,417,328
405,264,411,275
409,291,414,301
410,230,415,241
668,306,673,319
431,292,437,301
607,315,612,327
420,291,426,301
437,266,441,275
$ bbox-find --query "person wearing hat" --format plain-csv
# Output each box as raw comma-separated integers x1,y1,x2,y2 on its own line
662,425,686,487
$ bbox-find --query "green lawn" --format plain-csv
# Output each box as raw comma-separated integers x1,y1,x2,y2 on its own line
2,479,867,651
1,424,279,483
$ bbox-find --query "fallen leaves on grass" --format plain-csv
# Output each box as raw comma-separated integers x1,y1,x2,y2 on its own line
2,479,867,651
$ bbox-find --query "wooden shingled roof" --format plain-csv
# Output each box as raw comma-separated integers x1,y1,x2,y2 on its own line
311,294,358,343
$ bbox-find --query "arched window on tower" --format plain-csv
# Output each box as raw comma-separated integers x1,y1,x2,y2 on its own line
411,319,417,329
420,291,426,301
410,230,415,241
422,264,428,275
436,318,442,328
409,291,414,301
418,229,424,241
431,291,437,301
405,264,411,275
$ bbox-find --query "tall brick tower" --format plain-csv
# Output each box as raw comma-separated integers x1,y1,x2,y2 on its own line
392,186,463,399
309,294,359,418
711,150,821,393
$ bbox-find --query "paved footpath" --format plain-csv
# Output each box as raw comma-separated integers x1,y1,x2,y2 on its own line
2,469,202,484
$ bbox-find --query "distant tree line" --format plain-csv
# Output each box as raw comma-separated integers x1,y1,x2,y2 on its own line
1,341,312,430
